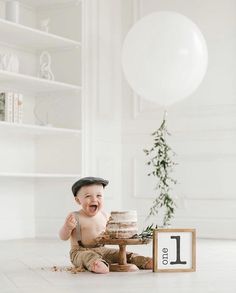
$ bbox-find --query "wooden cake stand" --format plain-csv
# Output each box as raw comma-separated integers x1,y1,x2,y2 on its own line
98,238,151,272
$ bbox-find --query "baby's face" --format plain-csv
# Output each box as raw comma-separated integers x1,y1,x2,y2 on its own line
76,184,104,217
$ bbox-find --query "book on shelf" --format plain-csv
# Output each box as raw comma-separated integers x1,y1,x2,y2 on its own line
18,94,23,123
0,92,23,123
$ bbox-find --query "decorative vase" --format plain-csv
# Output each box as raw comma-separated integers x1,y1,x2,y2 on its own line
5,1,20,23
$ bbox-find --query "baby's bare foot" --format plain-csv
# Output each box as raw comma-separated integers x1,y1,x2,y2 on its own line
91,260,109,274
145,259,153,269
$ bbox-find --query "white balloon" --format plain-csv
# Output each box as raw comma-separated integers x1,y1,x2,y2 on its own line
122,11,208,106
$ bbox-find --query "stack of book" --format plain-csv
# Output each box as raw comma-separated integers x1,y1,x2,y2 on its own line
0,92,23,123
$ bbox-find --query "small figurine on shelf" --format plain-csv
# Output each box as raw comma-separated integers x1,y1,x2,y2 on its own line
39,18,50,33
0,53,19,72
39,51,54,80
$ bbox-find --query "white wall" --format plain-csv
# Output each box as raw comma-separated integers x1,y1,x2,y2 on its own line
0,177,35,240
121,0,236,239
83,0,123,213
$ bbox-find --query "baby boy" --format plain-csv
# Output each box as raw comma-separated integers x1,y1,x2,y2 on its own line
59,176,152,273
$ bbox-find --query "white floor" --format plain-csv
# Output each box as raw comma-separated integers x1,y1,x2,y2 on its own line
0,238,235,293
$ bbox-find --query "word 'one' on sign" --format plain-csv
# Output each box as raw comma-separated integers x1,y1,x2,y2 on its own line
153,228,196,272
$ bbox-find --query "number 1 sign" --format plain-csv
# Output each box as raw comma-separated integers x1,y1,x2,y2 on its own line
153,228,196,272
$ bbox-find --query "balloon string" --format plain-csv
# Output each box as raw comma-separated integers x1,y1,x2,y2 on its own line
163,110,167,121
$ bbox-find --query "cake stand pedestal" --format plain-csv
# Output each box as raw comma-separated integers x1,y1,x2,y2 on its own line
98,238,151,272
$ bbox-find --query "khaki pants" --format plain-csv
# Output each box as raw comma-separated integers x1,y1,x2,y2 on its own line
70,246,151,271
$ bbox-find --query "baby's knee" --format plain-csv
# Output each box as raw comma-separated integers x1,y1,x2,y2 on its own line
71,250,100,270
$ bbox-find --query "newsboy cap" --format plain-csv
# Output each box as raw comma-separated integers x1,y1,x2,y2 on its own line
72,176,109,196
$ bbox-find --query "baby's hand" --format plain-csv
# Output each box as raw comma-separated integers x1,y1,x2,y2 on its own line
64,213,77,231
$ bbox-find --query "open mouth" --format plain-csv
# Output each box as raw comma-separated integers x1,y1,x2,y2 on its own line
89,205,98,213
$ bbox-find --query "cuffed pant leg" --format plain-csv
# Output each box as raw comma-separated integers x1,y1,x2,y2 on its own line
70,249,104,272
128,253,152,269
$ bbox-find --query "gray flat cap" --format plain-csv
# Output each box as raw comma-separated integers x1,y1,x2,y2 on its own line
72,176,109,196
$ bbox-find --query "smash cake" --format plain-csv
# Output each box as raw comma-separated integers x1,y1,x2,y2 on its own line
105,210,138,239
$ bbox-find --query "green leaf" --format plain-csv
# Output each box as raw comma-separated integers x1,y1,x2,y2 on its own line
143,113,177,227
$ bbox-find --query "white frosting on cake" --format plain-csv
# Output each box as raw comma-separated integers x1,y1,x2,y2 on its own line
108,210,137,222
105,210,138,239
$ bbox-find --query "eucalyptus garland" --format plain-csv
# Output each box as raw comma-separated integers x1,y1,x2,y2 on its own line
143,113,177,227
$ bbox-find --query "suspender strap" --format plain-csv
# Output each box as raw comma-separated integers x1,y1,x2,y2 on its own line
73,211,81,244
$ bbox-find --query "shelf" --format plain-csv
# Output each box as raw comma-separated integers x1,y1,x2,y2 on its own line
0,121,82,136
0,18,81,50
21,0,80,7
0,70,81,94
0,172,81,179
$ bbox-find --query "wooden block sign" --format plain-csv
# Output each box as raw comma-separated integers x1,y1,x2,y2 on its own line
153,228,196,272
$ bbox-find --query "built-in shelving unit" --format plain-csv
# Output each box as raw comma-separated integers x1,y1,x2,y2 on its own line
0,18,81,50
0,172,81,178
0,0,85,239
0,69,81,93
0,121,82,136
